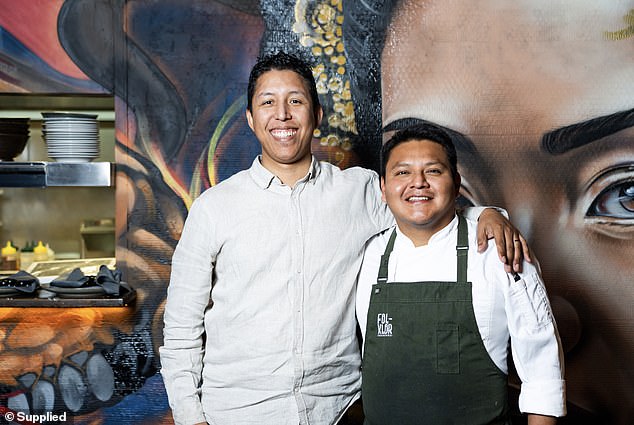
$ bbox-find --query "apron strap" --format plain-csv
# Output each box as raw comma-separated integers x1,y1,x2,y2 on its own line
377,229,397,284
456,214,469,284
377,215,468,285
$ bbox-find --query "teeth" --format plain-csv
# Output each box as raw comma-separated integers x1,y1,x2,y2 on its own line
408,196,430,201
271,129,296,138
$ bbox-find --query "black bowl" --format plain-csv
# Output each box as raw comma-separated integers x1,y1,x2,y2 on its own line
0,133,29,161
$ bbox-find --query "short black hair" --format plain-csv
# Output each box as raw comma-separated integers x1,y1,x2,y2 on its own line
381,123,459,185
247,52,320,112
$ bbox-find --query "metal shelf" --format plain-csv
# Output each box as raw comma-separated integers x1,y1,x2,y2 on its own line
0,162,114,187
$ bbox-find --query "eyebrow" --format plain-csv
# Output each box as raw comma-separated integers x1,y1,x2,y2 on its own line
256,90,307,98
390,159,444,168
383,117,478,155
541,108,634,155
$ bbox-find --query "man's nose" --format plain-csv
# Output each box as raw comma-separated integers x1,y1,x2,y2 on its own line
412,172,428,187
275,103,291,120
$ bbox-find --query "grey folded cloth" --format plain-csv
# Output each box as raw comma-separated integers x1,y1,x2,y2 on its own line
51,265,123,295
0,271,40,293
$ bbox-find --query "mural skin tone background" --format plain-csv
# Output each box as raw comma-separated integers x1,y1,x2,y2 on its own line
1,0,633,424
343,1,634,423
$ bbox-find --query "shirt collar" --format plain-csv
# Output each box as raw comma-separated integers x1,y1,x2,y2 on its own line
394,213,459,249
249,155,320,189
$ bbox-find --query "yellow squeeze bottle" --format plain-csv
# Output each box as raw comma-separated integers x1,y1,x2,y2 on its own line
1,241,19,271
33,241,49,262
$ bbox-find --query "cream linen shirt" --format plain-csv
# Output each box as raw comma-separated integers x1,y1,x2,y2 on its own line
160,157,391,425
356,215,566,418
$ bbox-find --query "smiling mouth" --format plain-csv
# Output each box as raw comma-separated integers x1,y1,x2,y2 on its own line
406,196,431,202
270,128,297,139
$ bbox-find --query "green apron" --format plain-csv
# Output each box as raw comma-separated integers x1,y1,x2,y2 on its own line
362,215,510,425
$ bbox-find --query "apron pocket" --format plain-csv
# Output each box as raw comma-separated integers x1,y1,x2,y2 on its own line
436,322,459,374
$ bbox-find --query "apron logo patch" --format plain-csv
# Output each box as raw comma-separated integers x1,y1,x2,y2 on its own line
376,313,393,337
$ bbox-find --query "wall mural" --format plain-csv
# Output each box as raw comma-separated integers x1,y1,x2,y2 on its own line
0,0,633,424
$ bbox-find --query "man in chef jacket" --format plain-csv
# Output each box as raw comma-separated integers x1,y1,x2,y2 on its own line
356,123,566,424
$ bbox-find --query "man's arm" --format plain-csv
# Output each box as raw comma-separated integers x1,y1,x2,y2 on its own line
505,262,566,419
465,207,532,273
528,414,557,425
370,171,531,272
160,198,215,425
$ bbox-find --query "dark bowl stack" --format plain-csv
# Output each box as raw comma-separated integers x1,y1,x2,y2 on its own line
0,118,30,161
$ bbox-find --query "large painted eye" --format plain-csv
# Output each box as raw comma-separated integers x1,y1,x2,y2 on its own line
583,165,634,238
588,182,634,217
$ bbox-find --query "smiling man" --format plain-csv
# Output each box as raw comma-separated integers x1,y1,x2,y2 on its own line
356,123,566,425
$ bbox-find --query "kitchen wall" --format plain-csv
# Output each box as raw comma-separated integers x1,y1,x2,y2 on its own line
0,95,115,256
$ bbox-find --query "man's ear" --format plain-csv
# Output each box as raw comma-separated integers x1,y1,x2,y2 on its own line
454,173,462,197
314,105,323,127
245,109,254,131
380,176,387,203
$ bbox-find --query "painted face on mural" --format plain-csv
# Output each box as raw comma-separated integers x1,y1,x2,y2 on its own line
246,69,323,173
381,140,459,245
381,0,634,420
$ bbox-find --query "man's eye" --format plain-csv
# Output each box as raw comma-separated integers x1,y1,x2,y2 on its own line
587,181,634,218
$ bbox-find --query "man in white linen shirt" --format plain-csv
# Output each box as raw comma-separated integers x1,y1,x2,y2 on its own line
160,52,529,425
357,123,565,425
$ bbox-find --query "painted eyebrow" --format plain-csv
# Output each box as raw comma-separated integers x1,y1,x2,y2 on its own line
383,117,477,155
541,108,634,155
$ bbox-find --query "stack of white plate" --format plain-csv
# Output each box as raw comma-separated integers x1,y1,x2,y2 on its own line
41,112,100,163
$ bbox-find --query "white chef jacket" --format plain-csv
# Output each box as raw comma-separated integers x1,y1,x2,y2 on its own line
356,215,566,418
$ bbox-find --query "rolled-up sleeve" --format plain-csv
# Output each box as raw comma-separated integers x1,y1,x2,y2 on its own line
506,268,566,417
160,196,216,425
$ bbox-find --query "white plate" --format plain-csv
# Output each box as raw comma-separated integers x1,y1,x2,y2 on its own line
43,125,98,131
49,157,96,163
46,137,99,141
46,141,99,146
47,146,99,151
44,130,98,135
44,127,98,133
47,148,99,152
44,131,99,136
48,147,99,151
42,119,98,125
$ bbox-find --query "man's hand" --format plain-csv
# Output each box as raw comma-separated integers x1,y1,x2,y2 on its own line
477,208,532,273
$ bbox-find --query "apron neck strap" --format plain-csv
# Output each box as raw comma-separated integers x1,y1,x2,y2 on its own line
456,214,468,284
377,229,397,284
376,214,469,285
